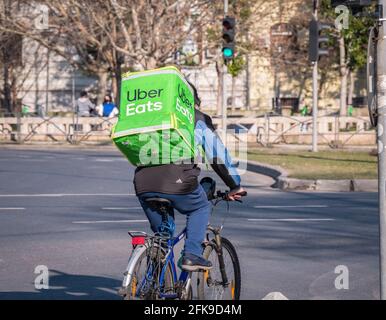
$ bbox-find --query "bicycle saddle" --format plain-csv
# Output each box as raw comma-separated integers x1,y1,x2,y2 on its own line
145,198,174,226
144,198,172,212
145,197,171,205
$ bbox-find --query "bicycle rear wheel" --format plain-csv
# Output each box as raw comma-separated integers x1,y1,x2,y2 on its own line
197,237,241,300
123,248,174,300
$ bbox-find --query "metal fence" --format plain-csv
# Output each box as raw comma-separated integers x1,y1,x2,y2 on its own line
0,112,376,148
254,113,375,148
214,112,375,148
0,112,117,144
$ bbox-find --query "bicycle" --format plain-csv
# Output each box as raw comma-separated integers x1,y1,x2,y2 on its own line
118,177,246,300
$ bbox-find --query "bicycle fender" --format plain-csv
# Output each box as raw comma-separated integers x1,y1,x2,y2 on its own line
121,245,147,288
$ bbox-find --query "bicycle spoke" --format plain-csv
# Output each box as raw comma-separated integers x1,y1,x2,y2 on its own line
199,239,240,300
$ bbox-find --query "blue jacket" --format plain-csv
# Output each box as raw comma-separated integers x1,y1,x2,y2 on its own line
102,102,116,117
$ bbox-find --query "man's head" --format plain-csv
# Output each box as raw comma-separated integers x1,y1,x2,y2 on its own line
80,90,88,98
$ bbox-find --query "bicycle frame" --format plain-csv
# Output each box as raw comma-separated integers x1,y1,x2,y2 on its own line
160,227,191,298
121,187,244,300
131,227,191,299
123,227,226,299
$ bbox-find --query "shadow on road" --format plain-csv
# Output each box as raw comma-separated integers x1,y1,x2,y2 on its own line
0,270,121,300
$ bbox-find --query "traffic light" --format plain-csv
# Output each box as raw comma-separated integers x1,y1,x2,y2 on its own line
308,19,331,62
222,16,236,63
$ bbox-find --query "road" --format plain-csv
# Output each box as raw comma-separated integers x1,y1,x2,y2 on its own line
0,146,380,299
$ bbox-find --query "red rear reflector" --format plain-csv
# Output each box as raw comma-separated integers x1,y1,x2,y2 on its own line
132,236,145,246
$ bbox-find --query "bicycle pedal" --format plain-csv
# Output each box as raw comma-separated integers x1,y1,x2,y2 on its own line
117,287,127,296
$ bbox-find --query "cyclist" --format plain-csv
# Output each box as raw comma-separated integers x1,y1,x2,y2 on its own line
135,81,246,271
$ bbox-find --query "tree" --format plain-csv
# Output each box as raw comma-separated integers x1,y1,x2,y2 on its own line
320,0,374,116
342,11,374,108
0,1,118,104
0,0,216,106
0,31,21,113
0,0,51,113
203,0,263,113
227,55,246,110
103,0,213,70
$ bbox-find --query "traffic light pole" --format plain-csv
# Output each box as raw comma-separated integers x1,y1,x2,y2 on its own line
222,0,228,146
312,61,318,152
377,0,386,300
312,2,318,153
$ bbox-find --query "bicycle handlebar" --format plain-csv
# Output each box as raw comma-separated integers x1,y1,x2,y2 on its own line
214,190,248,203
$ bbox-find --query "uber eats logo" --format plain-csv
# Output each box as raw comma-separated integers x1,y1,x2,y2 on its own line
125,84,194,125
176,83,193,124
177,84,193,109
126,88,163,116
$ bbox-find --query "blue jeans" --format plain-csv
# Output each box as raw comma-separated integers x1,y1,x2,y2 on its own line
138,185,211,257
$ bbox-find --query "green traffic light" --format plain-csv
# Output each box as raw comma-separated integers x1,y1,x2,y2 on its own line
223,48,234,58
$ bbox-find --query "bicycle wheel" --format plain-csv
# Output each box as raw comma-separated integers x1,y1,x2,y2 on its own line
123,248,174,300
197,237,241,300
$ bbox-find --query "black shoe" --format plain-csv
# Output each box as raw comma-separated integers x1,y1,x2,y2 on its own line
181,253,213,271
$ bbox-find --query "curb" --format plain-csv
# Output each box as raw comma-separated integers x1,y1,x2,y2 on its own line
245,160,377,192
0,142,116,150
241,160,288,188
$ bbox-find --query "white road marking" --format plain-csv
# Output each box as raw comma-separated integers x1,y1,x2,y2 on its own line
72,219,147,224
247,218,335,222
0,193,135,197
262,292,289,300
102,207,142,210
253,205,329,208
66,292,88,296
0,207,25,210
93,158,126,162
96,287,119,295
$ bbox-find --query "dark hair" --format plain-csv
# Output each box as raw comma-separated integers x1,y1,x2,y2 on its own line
104,94,112,103
186,80,201,107
80,90,88,97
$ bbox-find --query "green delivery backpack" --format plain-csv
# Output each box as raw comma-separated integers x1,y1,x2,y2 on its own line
111,66,196,166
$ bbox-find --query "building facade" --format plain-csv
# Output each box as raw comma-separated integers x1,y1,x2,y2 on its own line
2,0,367,116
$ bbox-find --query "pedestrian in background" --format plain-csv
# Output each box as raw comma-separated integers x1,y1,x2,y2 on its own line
348,105,354,117
76,91,95,117
300,104,308,116
96,94,119,118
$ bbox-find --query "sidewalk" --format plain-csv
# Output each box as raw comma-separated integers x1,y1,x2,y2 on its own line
260,143,376,152
0,141,117,151
244,159,377,192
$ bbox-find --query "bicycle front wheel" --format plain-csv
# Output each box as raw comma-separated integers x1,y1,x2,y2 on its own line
197,237,241,300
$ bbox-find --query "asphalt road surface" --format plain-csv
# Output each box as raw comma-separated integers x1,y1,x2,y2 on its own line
0,146,380,299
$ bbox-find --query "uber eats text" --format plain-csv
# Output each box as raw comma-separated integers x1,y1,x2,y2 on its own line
126,88,163,116
125,85,193,124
